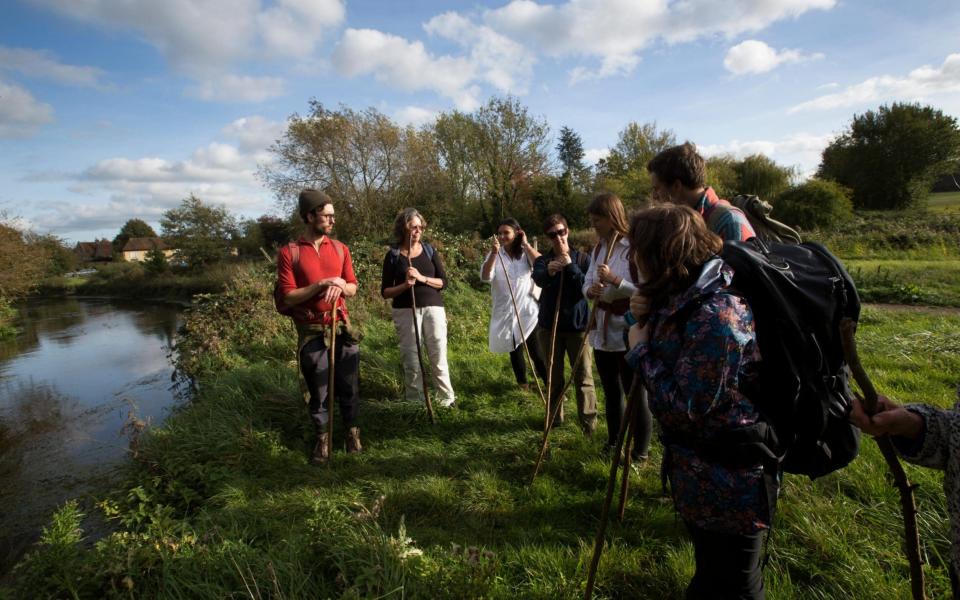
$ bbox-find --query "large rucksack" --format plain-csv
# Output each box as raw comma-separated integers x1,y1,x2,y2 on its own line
721,238,861,479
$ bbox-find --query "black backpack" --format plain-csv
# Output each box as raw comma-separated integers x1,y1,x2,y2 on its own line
721,238,861,479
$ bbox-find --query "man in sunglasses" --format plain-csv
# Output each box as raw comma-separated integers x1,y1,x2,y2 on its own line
276,189,362,464
532,214,598,435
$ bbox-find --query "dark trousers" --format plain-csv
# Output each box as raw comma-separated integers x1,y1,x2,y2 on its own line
685,524,765,600
508,330,548,386
300,333,360,429
594,349,652,458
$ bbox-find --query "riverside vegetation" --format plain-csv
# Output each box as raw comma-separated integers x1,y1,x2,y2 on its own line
3,203,960,599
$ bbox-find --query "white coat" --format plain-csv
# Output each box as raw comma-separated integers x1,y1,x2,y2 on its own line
481,249,540,353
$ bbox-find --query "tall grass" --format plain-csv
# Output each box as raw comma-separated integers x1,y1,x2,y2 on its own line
4,242,960,599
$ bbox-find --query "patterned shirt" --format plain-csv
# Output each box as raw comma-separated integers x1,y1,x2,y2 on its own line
626,258,775,534
697,187,756,242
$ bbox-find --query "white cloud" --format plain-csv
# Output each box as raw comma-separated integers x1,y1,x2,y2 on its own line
333,28,480,110
723,40,822,75
31,115,288,236
187,74,286,102
394,106,438,128
484,0,834,83
583,147,610,166
29,0,344,101
699,132,834,178
790,52,960,113
0,46,106,87
0,79,54,138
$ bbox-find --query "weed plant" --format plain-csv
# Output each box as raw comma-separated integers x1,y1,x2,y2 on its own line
4,240,960,599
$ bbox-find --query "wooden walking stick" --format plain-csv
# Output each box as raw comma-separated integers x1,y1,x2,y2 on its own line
840,318,925,600
326,307,337,468
616,402,636,521
584,375,640,600
531,234,620,482
495,247,547,407
545,270,564,432
407,237,436,424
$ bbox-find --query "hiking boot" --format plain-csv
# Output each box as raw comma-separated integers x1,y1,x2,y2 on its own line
311,432,330,465
518,383,530,392
346,427,363,454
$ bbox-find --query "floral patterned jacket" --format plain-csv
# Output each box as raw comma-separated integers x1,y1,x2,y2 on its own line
626,258,777,535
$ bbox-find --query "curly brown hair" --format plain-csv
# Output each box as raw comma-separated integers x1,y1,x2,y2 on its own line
628,203,722,306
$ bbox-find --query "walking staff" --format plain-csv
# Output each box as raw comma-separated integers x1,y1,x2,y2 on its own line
531,234,619,482
545,270,564,431
326,308,337,466
495,246,548,408
408,235,437,424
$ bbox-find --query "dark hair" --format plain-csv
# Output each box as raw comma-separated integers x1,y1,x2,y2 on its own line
542,213,568,233
392,208,426,245
587,193,629,236
498,217,524,260
628,203,722,306
646,142,707,190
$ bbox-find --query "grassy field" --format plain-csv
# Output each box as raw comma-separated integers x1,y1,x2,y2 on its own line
927,191,960,213
4,257,959,599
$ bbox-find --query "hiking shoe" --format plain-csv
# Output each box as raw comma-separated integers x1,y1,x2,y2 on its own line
518,383,530,392
346,427,363,454
311,432,330,465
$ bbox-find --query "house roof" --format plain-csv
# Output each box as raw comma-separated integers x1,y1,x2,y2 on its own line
74,239,113,259
122,237,169,252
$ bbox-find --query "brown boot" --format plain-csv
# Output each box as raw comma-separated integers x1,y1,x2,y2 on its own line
346,427,363,454
311,432,330,465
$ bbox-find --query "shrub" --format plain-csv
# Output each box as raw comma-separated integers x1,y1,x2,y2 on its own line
774,179,854,230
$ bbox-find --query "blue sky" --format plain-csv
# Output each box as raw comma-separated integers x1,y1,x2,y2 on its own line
1,0,959,244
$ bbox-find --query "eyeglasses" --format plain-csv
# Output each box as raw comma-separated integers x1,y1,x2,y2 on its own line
315,212,336,220
409,225,425,231
546,227,567,239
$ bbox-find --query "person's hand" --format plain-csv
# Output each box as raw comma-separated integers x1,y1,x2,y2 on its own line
849,394,924,439
324,276,346,290
586,282,604,299
323,284,343,305
406,267,423,285
547,260,562,275
597,264,617,285
490,235,500,254
557,235,569,255
629,293,651,324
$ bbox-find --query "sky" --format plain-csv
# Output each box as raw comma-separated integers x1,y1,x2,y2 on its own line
1,0,959,244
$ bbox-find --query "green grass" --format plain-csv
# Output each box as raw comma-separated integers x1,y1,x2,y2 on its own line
845,259,960,306
927,191,960,213
4,259,960,598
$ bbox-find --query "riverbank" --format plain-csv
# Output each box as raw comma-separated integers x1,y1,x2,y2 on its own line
4,253,959,598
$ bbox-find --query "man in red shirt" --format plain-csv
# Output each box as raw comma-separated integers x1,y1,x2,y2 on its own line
276,189,361,464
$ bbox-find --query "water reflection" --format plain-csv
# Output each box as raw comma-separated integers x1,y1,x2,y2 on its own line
0,298,183,574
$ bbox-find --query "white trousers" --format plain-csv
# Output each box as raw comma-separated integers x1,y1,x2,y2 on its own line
392,306,456,406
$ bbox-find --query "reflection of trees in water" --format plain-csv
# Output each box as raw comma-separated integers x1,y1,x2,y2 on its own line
0,298,86,359
0,379,75,485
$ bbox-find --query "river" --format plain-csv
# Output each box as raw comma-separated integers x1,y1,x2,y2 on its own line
0,297,185,575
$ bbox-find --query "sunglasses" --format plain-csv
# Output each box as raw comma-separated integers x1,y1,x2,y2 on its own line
546,227,567,239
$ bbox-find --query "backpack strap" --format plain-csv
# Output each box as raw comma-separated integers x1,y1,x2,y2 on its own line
705,201,731,234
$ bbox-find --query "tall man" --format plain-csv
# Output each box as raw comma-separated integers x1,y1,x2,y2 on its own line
276,189,361,464
647,142,756,242
532,213,598,435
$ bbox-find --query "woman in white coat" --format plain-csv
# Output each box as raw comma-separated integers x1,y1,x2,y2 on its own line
481,218,548,391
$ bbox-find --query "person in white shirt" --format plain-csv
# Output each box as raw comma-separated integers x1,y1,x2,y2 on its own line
481,218,547,392
583,193,653,460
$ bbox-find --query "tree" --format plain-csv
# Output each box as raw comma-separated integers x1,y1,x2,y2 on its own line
144,246,168,274
112,218,157,254
160,195,238,269
818,102,960,209
557,126,585,176
0,217,49,299
261,102,407,237
774,179,853,230
23,232,77,276
733,154,796,200
595,122,676,204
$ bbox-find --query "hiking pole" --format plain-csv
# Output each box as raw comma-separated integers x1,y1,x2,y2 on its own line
408,238,436,425
327,307,337,468
495,248,547,407
616,398,638,522
545,270,564,432
584,375,640,600
840,318,925,600
531,235,620,482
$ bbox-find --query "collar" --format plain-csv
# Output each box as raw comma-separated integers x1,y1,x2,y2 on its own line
694,187,720,215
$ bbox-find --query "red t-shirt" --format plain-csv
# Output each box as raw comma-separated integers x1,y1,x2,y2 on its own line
277,236,357,324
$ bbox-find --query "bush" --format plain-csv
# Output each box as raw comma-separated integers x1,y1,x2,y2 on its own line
774,179,854,230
